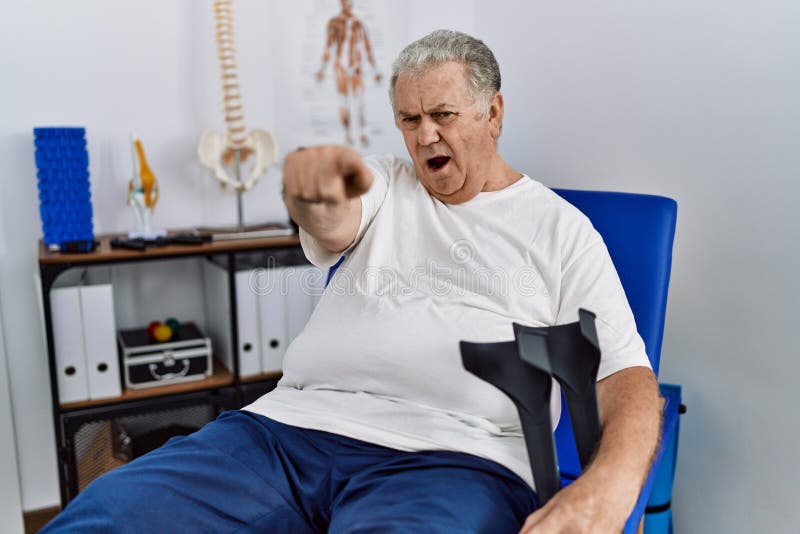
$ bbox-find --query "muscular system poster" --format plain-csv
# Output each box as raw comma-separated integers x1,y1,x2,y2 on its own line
270,0,405,156
270,0,476,158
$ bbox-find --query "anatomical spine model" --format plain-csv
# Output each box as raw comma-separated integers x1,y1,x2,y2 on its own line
198,0,277,195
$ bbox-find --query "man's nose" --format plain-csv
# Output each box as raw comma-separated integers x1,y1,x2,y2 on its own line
417,118,440,146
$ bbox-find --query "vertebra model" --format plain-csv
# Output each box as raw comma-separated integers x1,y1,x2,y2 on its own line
198,0,277,193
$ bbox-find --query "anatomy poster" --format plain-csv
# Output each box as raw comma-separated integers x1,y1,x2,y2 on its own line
269,0,477,157
270,0,406,156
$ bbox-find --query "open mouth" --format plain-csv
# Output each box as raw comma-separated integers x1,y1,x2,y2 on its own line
427,156,451,172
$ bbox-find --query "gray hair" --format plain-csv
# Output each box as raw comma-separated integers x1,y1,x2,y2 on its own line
390,30,501,117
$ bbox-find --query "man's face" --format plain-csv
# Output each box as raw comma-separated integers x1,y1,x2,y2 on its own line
393,61,503,204
340,0,352,14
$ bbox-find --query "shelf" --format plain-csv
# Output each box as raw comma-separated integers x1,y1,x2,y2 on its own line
59,359,234,411
40,229,304,505
39,231,301,266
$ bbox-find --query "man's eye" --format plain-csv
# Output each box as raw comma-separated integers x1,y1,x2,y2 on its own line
435,112,454,119
401,117,420,128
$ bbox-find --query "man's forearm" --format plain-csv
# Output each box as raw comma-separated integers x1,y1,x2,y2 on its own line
281,145,371,253
286,196,361,253
588,366,662,523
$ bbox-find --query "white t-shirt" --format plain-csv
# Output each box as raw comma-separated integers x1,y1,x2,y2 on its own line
245,154,650,489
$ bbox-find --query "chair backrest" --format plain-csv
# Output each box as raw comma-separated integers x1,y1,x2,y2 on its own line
551,188,677,478
552,189,677,375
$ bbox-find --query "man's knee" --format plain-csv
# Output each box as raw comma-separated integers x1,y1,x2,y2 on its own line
42,467,141,532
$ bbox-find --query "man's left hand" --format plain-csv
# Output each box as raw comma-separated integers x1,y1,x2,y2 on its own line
517,467,632,533
519,366,662,533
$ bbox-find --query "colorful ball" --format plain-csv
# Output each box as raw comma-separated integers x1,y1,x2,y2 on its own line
147,321,161,338
153,324,173,343
164,317,180,334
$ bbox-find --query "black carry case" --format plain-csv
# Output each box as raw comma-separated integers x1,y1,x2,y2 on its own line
118,323,212,389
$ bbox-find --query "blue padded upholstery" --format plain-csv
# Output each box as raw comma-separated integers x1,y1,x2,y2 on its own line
551,189,677,475
646,383,682,534
551,189,678,533
552,189,677,375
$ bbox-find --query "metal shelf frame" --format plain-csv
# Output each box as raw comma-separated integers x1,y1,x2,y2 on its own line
38,234,306,506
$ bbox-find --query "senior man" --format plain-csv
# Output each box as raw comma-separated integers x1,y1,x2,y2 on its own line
44,30,661,533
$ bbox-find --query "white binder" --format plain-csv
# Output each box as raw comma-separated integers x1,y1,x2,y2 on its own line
80,284,122,399
234,269,261,377
203,262,261,378
203,261,232,374
50,287,89,403
258,267,288,374
205,262,327,377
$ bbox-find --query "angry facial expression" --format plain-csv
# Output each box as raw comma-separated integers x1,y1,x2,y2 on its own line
393,61,503,204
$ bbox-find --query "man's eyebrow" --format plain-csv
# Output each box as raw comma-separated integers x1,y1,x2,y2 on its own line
426,103,454,112
397,103,455,117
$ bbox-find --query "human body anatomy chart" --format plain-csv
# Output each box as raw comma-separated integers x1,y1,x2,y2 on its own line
268,0,476,156
271,0,406,155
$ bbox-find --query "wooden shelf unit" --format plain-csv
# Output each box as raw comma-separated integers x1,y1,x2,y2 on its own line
59,360,235,411
38,231,303,507
39,232,301,265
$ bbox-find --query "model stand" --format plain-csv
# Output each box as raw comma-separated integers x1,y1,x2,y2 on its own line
197,0,279,236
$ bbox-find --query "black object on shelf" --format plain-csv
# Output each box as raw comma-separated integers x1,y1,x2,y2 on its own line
110,233,213,251
110,238,146,251
118,323,212,390
49,240,99,253
112,420,200,461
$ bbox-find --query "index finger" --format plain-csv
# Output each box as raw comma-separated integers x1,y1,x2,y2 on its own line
337,150,373,197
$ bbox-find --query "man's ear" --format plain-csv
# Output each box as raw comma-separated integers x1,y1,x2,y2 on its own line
488,92,504,139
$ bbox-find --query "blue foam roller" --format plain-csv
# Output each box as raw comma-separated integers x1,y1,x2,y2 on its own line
33,127,94,246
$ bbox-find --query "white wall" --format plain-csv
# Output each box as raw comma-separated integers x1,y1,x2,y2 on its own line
481,1,800,532
0,0,289,511
0,298,24,533
1,1,798,531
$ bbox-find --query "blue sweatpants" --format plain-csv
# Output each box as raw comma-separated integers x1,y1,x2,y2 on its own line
43,410,537,533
